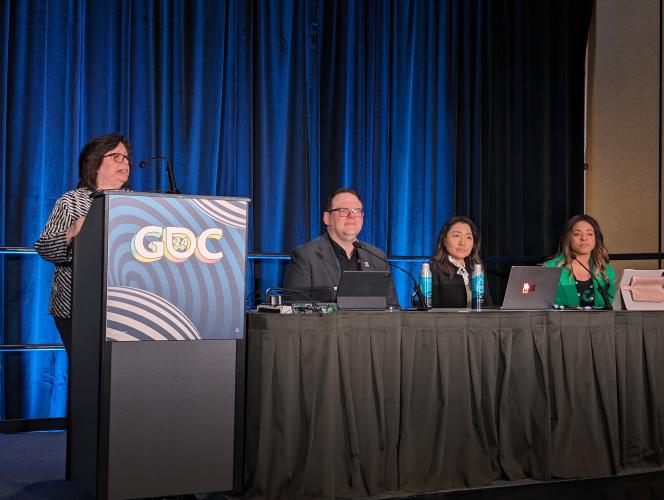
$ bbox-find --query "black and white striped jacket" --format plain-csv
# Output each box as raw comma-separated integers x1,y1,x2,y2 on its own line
34,187,93,318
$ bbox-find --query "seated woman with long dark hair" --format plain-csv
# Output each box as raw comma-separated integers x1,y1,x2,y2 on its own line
543,214,615,309
430,216,492,308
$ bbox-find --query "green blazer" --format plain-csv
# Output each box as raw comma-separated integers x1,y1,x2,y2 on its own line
542,254,616,308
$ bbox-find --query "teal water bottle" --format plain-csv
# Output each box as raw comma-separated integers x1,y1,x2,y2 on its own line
419,262,432,309
471,264,484,310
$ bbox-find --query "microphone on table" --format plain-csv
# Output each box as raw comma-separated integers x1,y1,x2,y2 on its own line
139,155,180,194
571,253,612,310
352,240,427,311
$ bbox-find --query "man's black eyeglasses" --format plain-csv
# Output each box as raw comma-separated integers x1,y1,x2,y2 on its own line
327,207,364,218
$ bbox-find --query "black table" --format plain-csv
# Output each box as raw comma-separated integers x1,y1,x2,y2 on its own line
244,310,664,499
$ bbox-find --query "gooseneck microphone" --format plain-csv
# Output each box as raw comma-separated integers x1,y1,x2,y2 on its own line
352,240,428,311
571,253,612,310
139,155,180,194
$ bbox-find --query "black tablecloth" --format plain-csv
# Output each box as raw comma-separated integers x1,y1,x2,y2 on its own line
244,310,664,499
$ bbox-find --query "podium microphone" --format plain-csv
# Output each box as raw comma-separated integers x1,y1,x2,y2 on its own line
352,240,427,311
571,253,612,310
139,155,180,194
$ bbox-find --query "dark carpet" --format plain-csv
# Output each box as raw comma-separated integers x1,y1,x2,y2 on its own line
2,431,664,500
0,432,88,500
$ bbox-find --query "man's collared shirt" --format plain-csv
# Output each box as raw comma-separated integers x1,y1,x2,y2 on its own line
328,236,361,272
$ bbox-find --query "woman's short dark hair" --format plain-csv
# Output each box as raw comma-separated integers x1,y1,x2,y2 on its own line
432,215,483,277
77,133,131,190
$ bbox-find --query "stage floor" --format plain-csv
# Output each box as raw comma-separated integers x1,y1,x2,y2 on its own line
1,431,664,500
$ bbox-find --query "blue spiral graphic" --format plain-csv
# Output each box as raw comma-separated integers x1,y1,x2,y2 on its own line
106,286,201,341
191,198,248,228
105,194,247,340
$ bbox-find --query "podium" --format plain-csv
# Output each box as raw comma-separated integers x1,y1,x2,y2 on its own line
70,191,249,499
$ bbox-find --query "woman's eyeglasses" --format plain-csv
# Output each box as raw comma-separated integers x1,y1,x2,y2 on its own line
103,152,132,164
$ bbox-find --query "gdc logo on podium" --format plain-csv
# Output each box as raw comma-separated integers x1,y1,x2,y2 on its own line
131,226,224,264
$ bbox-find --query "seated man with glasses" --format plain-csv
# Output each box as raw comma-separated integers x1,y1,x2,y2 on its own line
284,187,399,306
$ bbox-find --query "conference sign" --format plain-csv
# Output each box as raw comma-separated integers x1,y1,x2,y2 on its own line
104,193,249,341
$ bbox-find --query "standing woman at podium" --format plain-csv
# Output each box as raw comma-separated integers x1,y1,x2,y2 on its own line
543,214,616,309
34,133,131,352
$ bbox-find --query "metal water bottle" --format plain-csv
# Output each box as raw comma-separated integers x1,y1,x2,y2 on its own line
419,262,433,309
471,263,485,310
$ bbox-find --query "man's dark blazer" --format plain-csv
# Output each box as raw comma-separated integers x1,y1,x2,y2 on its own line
284,232,400,306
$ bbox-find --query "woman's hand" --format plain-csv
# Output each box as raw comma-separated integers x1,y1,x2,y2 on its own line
66,216,86,244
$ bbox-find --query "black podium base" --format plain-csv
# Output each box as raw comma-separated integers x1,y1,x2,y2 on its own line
71,340,241,500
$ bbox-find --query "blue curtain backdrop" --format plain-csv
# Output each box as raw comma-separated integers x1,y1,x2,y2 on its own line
0,0,592,420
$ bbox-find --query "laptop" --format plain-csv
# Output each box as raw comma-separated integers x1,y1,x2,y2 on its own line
501,266,562,310
336,270,391,310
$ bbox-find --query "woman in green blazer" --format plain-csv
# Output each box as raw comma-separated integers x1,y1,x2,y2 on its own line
543,214,615,309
